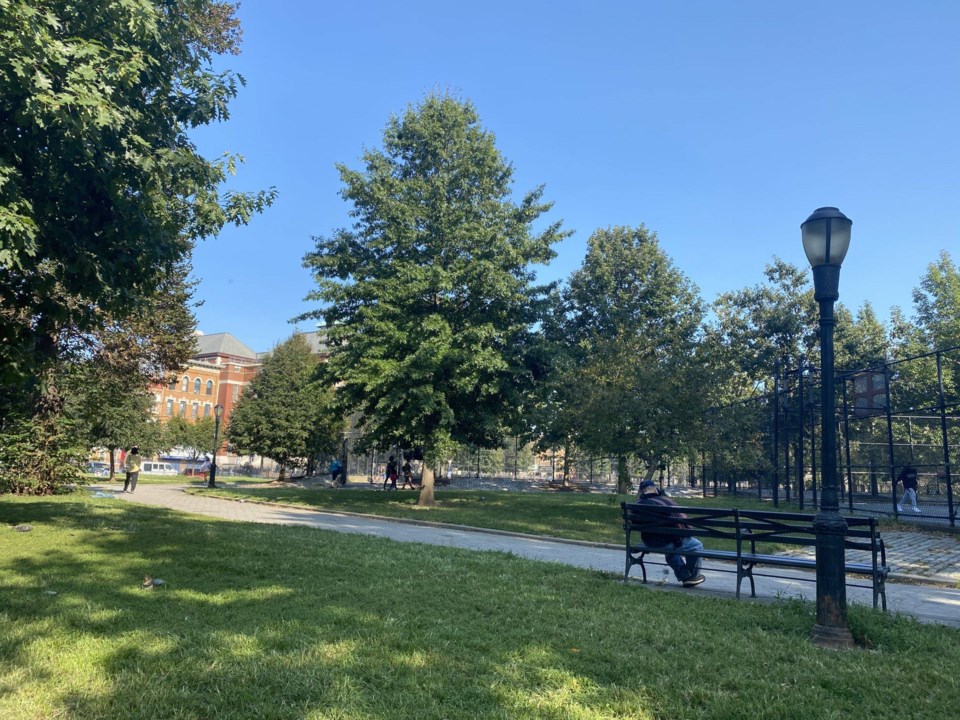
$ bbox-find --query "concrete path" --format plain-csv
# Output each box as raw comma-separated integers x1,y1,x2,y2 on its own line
94,483,960,628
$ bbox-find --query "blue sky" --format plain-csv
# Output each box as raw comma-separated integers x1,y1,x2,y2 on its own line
190,0,960,353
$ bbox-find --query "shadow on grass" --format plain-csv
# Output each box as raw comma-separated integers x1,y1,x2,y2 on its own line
2,494,960,719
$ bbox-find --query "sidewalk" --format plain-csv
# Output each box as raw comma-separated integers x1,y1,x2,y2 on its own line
96,483,960,628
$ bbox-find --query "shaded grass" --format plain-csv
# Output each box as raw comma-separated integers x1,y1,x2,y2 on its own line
1,494,958,719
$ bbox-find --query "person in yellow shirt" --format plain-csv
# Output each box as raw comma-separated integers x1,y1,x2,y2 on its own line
123,446,142,493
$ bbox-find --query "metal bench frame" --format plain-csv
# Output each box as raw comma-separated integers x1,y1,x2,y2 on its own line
622,503,889,610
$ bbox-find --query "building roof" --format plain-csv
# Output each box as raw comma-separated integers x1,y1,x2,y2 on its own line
193,332,259,361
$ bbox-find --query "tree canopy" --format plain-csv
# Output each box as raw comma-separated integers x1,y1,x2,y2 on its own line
226,334,341,479
0,0,274,385
301,93,568,503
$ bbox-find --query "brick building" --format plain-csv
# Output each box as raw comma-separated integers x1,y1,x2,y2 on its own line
151,332,261,426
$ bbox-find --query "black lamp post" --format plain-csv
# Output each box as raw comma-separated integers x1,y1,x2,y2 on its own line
209,403,224,489
801,207,854,649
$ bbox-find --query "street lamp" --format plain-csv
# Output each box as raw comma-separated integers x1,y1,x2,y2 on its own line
209,403,224,489
801,206,854,649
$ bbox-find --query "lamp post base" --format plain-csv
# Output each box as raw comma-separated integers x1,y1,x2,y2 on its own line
810,623,854,650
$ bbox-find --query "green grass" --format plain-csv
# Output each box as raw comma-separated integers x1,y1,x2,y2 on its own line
196,485,810,545
1,494,957,719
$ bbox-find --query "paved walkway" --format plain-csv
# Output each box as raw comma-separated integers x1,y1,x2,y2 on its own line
95,483,960,628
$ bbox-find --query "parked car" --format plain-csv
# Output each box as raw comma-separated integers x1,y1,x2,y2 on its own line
85,461,110,477
140,461,178,476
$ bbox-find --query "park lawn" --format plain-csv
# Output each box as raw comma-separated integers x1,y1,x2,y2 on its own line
196,485,803,546
0,494,956,720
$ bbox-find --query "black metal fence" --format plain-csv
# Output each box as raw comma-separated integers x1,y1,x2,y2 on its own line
697,346,959,528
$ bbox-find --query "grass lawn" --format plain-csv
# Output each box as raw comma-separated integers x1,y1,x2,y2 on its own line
1,494,957,719
195,485,805,546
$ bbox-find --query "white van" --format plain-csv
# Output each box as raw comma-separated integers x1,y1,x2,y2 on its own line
140,461,178,476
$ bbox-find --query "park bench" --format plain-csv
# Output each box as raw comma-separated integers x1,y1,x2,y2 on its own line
621,502,889,610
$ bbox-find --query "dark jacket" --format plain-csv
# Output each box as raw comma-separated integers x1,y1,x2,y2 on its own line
898,467,918,490
636,493,690,548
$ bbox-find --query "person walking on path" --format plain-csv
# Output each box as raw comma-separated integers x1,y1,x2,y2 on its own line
383,456,398,491
898,465,921,513
123,446,142,494
329,457,344,486
635,479,705,587
400,460,415,489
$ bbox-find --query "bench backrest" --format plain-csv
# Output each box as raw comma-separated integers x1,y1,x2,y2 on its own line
737,509,880,553
623,503,881,555
622,503,740,543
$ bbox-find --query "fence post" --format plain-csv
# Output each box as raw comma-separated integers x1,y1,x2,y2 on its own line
798,369,806,509
773,360,780,507
842,375,854,513
937,351,956,527
883,367,899,517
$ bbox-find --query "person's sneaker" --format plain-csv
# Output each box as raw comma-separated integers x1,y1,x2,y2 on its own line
913,507,922,513
682,574,706,588
897,505,903,512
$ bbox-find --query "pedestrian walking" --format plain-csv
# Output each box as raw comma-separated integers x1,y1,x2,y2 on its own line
400,460,415,489
897,465,921,513
123,446,142,494
383,456,398,491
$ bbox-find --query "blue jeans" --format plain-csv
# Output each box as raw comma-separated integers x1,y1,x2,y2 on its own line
653,536,703,581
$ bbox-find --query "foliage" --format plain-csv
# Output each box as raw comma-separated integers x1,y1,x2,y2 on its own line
912,250,960,352
163,416,217,464
712,258,818,388
0,0,271,491
555,226,707,490
0,411,84,494
300,93,567,502
834,301,889,372
226,334,341,479
0,0,273,383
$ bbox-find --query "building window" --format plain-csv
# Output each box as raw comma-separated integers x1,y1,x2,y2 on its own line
168,377,176,390
191,403,199,418
166,399,174,416
179,400,187,416
193,378,201,394
204,404,211,417
206,380,214,396
181,376,189,392
232,385,239,401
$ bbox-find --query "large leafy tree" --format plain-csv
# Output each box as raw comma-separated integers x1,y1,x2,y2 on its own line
0,0,272,491
0,0,274,389
559,226,707,492
913,250,960,352
226,334,341,480
835,302,889,372
712,259,819,388
300,94,567,505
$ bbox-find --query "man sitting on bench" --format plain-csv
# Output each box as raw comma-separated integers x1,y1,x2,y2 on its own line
636,480,706,588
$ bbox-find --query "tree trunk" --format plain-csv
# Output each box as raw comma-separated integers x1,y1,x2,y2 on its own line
417,464,436,506
109,447,117,480
616,455,632,494
561,439,571,488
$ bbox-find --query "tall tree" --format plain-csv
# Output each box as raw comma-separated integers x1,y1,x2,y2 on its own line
912,250,960,352
560,226,706,492
300,94,567,505
712,259,818,388
226,334,341,480
0,0,272,490
835,302,889,372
